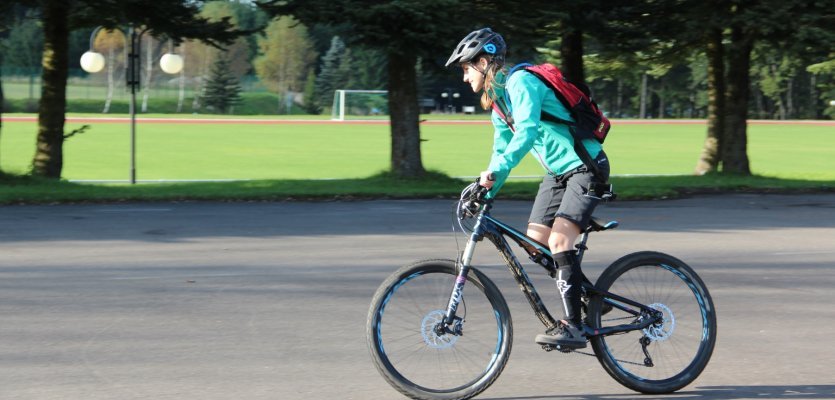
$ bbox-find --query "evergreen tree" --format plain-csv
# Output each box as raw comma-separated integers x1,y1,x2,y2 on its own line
315,36,351,107
203,55,242,114
347,47,387,90
302,70,321,114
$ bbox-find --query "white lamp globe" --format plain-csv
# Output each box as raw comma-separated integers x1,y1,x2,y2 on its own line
80,51,106,73
160,53,184,74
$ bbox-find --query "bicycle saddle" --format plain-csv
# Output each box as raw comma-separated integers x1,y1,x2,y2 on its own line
589,217,619,232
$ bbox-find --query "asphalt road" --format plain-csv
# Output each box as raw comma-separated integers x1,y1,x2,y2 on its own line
1,194,834,400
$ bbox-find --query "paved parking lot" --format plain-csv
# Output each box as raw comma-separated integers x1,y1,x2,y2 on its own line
1,194,834,399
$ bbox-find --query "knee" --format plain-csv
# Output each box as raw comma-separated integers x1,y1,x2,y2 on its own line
548,233,572,253
527,223,551,244
549,217,580,252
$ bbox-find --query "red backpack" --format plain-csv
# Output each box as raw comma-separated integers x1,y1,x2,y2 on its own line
491,63,611,143
491,63,611,180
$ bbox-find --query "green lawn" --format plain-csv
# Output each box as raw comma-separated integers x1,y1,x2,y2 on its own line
2,116,832,181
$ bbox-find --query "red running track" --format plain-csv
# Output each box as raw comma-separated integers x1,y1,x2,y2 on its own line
3,116,834,126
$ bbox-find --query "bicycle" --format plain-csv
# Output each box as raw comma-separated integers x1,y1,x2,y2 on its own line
366,181,717,399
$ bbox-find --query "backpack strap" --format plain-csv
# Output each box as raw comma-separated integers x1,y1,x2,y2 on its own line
569,126,605,182
491,96,515,132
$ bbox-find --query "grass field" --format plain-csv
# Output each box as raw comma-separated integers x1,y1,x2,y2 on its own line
2,115,833,181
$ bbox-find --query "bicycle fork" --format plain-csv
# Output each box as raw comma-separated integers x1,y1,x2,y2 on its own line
441,229,482,333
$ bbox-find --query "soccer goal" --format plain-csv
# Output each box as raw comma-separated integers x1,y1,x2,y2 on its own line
331,90,389,121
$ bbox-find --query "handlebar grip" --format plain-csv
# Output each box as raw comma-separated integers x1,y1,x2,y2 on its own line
486,173,495,182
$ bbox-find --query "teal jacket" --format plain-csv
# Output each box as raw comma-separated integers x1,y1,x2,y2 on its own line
486,69,603,198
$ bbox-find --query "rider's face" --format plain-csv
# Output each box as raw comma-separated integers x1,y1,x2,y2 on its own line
462,58,488,93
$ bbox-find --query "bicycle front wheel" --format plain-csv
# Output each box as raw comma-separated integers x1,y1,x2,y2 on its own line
367,259,512,400
589,251,716,394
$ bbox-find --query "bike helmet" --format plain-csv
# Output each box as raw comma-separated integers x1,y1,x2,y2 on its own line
445,27,506,67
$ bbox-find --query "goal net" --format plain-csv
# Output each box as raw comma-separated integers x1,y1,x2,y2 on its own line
331,90,388,121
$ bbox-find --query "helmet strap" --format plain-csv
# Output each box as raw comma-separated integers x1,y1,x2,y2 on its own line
470,57,491,77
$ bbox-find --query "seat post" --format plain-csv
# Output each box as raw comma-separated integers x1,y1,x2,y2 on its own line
575,230,591,265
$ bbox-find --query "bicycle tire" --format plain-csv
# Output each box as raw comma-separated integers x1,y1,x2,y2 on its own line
367,259,512,400
588,251,716,394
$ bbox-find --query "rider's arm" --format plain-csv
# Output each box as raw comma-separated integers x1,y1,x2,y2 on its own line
484,113,513,198
485,72,548,198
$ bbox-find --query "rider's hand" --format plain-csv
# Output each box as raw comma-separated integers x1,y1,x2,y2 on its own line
479,171,495,189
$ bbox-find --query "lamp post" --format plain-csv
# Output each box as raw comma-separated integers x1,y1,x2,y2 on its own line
80,26,183,184
440,90,460,114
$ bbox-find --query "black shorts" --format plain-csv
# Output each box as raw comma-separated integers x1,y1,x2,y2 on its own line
529,152,610,229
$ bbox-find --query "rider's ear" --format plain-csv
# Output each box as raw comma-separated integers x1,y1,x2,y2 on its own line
479,57,489,69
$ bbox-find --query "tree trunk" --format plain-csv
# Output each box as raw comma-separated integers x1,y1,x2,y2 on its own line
657,87,665,119
103,46,115,113
695,29,725,175
32,1,70,178
688,93,695,118
177,64,186,113
1,76,4,171
615,78,623,117
810,74,818,119
141,36,154,113
754,86,765,119
177,44,186,113
639,73,648,119
560,29,584,84
786,75,793,119
770,63,787,120
722,24,752,175
387,51,424,178
192,50,209,112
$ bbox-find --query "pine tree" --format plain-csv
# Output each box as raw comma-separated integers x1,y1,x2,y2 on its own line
315,36,351,107
302,70,321,114
203,55,242,114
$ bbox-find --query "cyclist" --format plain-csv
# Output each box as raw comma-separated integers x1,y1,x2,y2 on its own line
446,27,611,349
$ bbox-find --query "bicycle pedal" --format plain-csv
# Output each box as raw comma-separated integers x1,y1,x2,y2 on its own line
541,344,574,353
555,345,573,353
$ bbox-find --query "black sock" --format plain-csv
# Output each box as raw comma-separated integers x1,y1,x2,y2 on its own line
553,251,583,327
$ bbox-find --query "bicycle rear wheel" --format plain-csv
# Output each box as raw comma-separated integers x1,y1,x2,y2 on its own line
367,259,512,400
588,251,716,394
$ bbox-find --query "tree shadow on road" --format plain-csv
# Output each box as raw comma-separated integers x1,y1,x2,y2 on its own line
483,384,835,400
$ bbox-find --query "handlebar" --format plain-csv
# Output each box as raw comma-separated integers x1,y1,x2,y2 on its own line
458,179,491,219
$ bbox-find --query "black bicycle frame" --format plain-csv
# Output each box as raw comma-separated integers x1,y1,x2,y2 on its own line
443,203,662,338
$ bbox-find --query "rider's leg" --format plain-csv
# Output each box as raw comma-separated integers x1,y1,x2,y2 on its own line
533,218,588,348
530,217,583,310
550,219,583,323
531,166,609,348
529,218,583,328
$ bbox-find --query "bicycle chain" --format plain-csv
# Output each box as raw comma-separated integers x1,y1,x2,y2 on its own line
569,349,649,367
